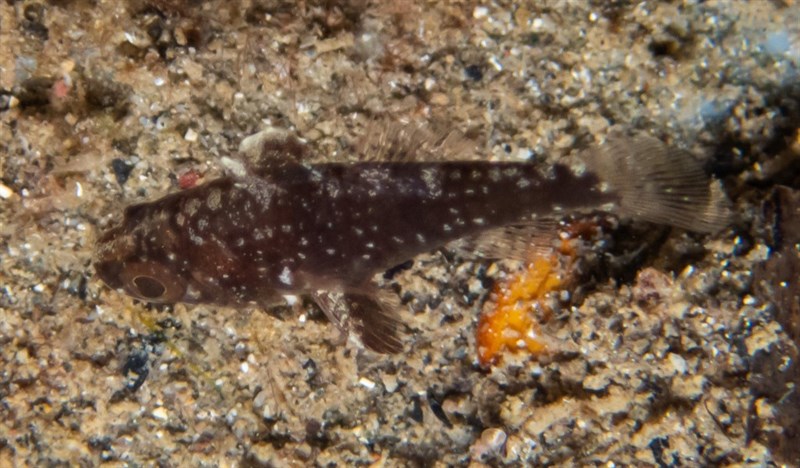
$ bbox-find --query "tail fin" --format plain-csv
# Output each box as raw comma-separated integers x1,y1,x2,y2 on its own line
582,134,731,233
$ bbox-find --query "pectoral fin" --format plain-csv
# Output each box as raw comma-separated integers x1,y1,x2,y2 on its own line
311,290,404,354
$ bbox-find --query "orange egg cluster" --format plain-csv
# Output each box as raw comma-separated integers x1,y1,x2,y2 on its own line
476,255,564,366
476,222,597,366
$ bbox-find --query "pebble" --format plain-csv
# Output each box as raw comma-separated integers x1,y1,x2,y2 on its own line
470,428,507,461
358,377,376,390
0,182,14,199
151,407,169,421
473,6,489,19
184,128,199,142
667,353,688,375
381,374,398,393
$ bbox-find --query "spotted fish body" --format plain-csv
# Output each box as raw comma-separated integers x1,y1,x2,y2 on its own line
95,128,729,352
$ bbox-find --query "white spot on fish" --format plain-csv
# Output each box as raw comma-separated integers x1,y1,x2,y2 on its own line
421,168,442,198
443,224,452,232
207,188,222,211
189,228,204,246
473,218,486,225
326,180,341,198
517,178,531,188
326,248,336,255
185,198,201,216
278,266,293,285
281,224,292,233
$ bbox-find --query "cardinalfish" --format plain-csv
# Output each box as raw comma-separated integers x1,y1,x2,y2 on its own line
94,126,730,353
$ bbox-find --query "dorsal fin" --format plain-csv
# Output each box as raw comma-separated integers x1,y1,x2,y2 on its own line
354,122,478,162
234,127,310,177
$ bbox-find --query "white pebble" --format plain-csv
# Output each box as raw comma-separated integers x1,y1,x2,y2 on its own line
473,6,489,19
358,377,376,390
151,407,168,421
0,183,14,199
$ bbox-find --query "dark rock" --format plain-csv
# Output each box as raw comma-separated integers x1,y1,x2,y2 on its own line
111,159,135,186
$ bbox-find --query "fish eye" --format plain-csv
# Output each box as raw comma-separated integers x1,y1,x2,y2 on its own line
119,261,187,303
132,275,166,299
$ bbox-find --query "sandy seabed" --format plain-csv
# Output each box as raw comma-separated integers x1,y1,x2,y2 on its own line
1,1,800,466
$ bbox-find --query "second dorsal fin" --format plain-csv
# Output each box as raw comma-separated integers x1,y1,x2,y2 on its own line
354,122,479,162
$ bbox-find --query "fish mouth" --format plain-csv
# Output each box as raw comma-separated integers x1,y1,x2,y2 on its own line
93,224,135,291
93,259,124,290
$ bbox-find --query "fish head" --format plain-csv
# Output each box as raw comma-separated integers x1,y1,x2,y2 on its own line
94,201,198,304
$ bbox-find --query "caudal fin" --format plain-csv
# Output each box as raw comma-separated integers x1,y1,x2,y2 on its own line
583,134,731,233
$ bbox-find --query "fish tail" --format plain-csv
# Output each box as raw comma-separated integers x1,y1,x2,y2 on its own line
583,134,731,233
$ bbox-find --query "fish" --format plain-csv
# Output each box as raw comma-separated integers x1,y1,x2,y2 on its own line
94,126,730,353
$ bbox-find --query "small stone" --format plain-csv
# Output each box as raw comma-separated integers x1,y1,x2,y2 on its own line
470,428,507,461
0,182,14,199
667,353,688,375
184,128,199,142
381,374,398,393
152,407,168,421
358,377,376,390
111,158,134,186
473,6,489,19
583,373,611,392
671,374,706,401
429,92,450,106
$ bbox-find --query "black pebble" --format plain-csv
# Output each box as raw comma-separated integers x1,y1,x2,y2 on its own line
426,390,453,428
121,349,149,392
408,395,424,423
111,158,134,186
464,64,483,81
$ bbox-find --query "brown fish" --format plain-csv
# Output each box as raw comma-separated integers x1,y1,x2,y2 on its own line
94,127,729,352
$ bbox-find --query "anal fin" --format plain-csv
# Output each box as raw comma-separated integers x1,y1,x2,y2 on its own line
447,219,561,264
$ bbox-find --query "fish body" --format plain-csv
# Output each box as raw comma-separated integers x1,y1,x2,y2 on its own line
95,128,729,352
